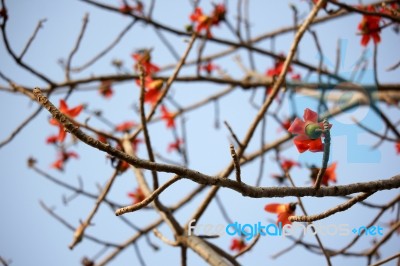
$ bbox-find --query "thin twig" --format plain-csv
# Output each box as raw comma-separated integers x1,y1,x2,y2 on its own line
19,18,47,60
69,169,119,249
230,144,241,183
289,192,374,222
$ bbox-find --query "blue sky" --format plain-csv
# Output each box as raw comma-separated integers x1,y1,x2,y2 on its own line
0,0,399,265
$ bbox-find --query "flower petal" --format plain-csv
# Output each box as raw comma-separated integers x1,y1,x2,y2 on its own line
303,108,318,123
288,118,306,135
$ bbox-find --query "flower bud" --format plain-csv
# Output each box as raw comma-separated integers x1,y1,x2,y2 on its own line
305,123,322,139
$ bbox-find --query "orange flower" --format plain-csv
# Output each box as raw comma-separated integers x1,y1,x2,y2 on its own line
115,121,136,132
136,77,164,105
50,151,79,171
395,142,400,154
49,100,83,142
358,6,381,46
264,202,297,226
99,80,113,98
127,187,145,204
288,108,332,153
160,105,176,128
309,162,338,186
229,238,246,252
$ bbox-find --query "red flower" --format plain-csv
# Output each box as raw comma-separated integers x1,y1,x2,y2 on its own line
132,138,143,153
395,142,400,154
266,55,292,78
211,4,226,25
49,100,83,143
358,6,381,46
281,118,292,131
291,73,301,81
46,135,59,144
136,77,164,105
189,4,225,37
190,7,213,37
160,105,176,128
127,187,145,204
281,159,301,172
264,202,297,226
201,61,220,75
310,162,338,186
288,108,332,153
50,151,79,171
99,80,113,98
115,121,136,132
119,4,133,14
229,238,246,252
132,50,160,76
167,139,183,153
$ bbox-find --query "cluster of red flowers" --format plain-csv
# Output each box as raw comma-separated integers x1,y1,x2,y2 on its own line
132,49,183,153
189,4,226,37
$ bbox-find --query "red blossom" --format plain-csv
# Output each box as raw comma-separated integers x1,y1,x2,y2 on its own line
229,238,246,252
201,61,220,75
50,151,79,171
189,4,226,37
160,105,176,128
291,73,301,81
167,139,183,153
281,159,301,172
281,118,292,131
132,138,143,153
115,121,136,132
99,80,113,98
266,55,293,78
132,50,160,76
119,4,133,14
46,135,59,144
127,187,145,204
288,108,332,153
211,4,226,25
136,77,164,105
358,6,381,46
310,162,338,186
190,7,213,37
49,100,83,143
264,202,297,226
